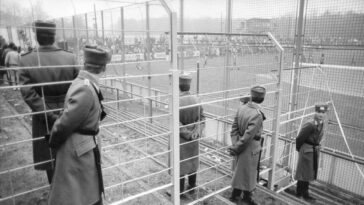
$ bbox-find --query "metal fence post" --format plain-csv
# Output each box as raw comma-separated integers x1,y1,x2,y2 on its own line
72,15,79,60
267,32,284,190
222,0,232,146
85,13,89,43
179,0,184,72
171,11,180,205
146,2,153,123
121,7,126,98
285,0,306,168
101,10,105,44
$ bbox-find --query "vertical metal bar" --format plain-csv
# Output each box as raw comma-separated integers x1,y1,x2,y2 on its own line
179,0,184,72
61,18,66,41
328,154,337,185
146,2,153,123
85,13,89,43
101,10,105,43
117,89,120,110
72,15,79,61
268,39,284,190
196,61,200,94
285,0,305,170
121,7,126,98
94,4,98,38
170,12,180,205
222,0,232,146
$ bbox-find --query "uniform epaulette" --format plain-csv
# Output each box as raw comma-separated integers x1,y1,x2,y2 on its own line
61,49,73,53
84,79,90,86
21,51,32,57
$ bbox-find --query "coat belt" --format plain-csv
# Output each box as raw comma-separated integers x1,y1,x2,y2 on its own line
44,94,66,103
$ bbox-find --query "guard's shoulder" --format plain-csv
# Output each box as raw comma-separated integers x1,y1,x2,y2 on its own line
83,78,91,87
59,49,73,54
21,50,32,57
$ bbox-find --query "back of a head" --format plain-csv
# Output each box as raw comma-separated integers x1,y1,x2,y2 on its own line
179,73,192,92
34,20,56,46
83,45,111,74
250,86,266,104
8,42,17,50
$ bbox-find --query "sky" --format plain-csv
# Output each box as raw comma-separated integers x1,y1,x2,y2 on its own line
8,0,364,20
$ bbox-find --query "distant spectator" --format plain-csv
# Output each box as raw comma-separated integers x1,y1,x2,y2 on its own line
0,36,8,85
5,42,21,87
320,53,325,64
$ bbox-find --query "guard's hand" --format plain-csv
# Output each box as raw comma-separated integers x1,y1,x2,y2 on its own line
191,132,199,140
228,147,237,156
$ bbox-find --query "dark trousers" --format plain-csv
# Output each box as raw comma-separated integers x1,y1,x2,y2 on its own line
93,200,103,205
180,173,197,192
46,169,54,184
296,180,309,197
231,188,242,199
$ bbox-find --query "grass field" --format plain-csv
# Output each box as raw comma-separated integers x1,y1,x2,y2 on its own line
106,51,364,158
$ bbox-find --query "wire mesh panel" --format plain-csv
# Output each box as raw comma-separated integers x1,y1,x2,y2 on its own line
175,32,284,203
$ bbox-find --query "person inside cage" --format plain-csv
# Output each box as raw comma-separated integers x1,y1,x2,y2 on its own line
19,20,79,184
295,102,329,202
228,86,266,205
178,73,205,198
48,45,110,205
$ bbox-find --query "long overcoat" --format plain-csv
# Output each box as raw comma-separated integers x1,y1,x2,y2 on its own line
295,120,324,181
179,91,205,176
48,70,102,205
19,45,78,170
230,102,263,191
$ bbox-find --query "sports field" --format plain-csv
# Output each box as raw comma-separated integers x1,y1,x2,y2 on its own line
106,49,364,158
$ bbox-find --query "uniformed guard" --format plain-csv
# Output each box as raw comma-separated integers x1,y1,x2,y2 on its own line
229,85,266,205
295,102,329,202
179,73,205,197
19,20,79,184
48,45,110,205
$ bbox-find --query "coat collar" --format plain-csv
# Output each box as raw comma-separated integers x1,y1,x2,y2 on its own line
36,45,61,52
77,70,99,87
247,101,261,110
180,91,190,96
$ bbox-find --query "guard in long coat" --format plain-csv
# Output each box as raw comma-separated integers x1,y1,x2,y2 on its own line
228,86,266,205
295,103,328,201
19,20,78,184
48,45,110,205
179,74,205,195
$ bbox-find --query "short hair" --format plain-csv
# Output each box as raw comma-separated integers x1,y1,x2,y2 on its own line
84,63,105,74
252,96,264,104
36,34,55,46
179,84,190,92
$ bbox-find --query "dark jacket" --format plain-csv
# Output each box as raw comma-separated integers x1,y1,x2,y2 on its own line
19,45,78,170
295,120,324,181
179,91,205,176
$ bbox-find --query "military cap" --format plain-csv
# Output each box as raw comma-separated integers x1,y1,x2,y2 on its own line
84,45,111,66
179,73,192,87
250,86,266,99
33,20,56,36
315,102,329,113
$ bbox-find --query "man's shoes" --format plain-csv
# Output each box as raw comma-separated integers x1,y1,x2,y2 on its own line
303,194,316,202
229,196,242,204
186,185,196,195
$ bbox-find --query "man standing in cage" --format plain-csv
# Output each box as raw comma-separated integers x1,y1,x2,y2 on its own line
19,20,79,184
228,86,266,205
179,73,205,197
295,102,329,202
48,45,110,205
